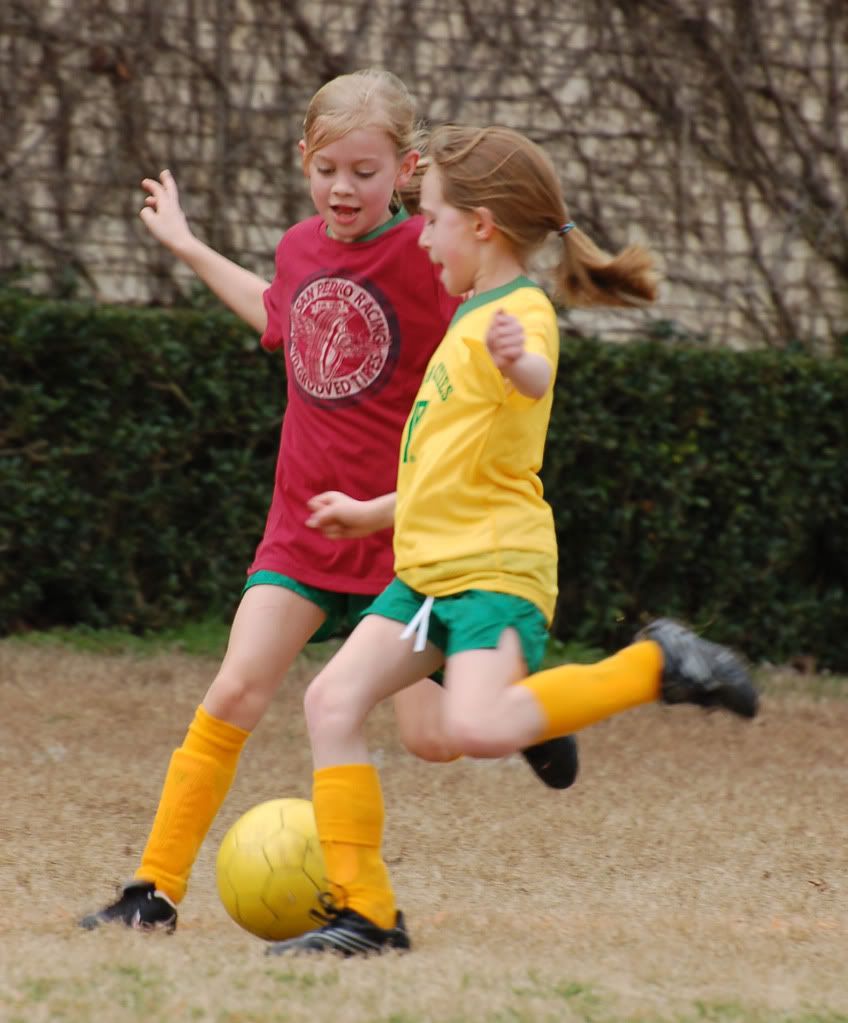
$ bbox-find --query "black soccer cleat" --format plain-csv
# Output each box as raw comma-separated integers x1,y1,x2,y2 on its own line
637,618,759,718
79,880,177,933
521,734,579,789
265,899,410,957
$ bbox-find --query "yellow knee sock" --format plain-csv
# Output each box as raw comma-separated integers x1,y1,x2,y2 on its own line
312,764,396,930
135,705,249,903
518,640,663,742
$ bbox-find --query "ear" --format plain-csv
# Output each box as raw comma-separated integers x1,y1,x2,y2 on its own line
472,206,497,241
298,139,309,176
394,149,421,190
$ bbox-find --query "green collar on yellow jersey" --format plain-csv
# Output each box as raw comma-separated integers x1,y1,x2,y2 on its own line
449,275,541,327
326,205,410,243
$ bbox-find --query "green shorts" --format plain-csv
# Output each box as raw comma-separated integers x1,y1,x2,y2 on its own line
243,570,373,643
365,578,549,677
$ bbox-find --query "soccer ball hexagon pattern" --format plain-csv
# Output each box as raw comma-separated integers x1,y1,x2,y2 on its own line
216,797,326,941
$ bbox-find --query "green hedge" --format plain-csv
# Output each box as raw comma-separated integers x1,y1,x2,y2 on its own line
1,291,281,631
547,342,848,667
3,290,847,669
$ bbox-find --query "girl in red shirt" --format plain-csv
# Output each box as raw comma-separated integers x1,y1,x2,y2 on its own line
80,69,578,934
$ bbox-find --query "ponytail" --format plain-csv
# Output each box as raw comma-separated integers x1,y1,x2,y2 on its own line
554,226,658,308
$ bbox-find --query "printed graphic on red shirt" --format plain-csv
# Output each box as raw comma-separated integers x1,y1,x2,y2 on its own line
252,215,460,593
289,272,400,407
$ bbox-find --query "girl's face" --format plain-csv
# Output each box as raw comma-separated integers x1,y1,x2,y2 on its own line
301,126,417,243
417,164,480,296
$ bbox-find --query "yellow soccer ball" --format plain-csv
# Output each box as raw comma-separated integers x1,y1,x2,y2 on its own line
216,797,326,941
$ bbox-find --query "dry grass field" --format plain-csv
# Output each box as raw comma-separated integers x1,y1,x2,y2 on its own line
1,638,846,1023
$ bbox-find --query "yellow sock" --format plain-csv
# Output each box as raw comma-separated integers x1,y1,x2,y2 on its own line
313,764,396,930
518,640,663,742
135,705,249,903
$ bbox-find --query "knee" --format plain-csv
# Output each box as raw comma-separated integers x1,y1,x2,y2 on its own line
206,666,277,726
399,723,459,763
303,671,360,740
394,689,460,763
442,714,503,759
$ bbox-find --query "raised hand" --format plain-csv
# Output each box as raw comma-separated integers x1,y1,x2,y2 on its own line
139,169,194,254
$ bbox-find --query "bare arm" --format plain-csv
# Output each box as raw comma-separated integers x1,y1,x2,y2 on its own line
306,491,397,539
140,170,269,333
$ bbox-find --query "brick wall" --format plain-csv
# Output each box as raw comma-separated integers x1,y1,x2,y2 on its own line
1,0,845,349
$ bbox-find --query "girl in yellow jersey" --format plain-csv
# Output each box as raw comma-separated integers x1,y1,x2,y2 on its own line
267,124,759,957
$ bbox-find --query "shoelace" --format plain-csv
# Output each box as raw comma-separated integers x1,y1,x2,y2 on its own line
308,891,346,928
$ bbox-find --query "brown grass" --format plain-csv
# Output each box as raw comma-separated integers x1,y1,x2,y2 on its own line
0,640,846,1023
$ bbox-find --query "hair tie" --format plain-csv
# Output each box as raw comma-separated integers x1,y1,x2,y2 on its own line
557,221,575,236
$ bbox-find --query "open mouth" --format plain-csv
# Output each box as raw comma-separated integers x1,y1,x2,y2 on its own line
331,204,360,223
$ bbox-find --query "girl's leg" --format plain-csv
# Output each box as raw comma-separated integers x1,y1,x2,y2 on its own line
136,586,326,900
440,620,757,760
440,626,543,756
392,678,461,763
304,614,444,767
82,586,325,928
203,584,326,729
441,630,662,757
299,616,442,938
393,678,579,788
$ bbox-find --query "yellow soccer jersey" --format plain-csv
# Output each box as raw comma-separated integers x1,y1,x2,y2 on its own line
394,276,559,622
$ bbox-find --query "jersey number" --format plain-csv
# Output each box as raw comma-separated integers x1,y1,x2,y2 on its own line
401,400,429,463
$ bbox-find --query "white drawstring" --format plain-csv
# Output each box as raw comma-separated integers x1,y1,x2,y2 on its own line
399,595,434,652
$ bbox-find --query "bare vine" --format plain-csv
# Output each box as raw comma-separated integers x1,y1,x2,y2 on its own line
0,0,845,348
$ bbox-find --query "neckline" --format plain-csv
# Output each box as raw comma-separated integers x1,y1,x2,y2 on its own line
449,275,540,326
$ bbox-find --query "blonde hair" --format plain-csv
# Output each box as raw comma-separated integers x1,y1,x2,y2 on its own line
427,125,658,308
302,69,424,165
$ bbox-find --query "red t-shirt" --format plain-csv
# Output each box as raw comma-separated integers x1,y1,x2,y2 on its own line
249,211,458,593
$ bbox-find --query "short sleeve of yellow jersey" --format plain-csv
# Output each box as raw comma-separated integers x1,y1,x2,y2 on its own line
506,288,559,361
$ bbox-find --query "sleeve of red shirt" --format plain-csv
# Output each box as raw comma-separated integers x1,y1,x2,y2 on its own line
260,239,287,352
